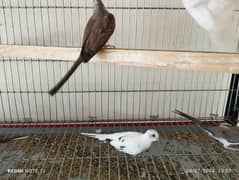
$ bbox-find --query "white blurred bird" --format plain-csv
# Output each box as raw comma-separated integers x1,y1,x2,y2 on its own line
182,0,239,52
81,129,159,155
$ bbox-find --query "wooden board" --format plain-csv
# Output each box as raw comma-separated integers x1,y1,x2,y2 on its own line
0,45,239,73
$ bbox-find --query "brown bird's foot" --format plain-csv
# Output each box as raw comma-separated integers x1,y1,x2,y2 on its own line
103,44,116,48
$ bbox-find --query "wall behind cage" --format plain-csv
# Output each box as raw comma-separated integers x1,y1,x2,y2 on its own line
0,58,231,123
1,0,239,51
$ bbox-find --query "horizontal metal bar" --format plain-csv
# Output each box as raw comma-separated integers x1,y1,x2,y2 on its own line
0,6,238,12
0,120,224,128
0,89,232,94
0,6,186,10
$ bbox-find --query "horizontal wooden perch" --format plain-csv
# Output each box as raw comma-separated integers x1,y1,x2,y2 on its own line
0,45,239,74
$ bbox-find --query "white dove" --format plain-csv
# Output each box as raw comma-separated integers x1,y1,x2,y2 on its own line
80,129,159,155
182,0,239,52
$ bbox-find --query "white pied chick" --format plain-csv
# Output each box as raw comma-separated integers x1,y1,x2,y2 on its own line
81,129,159,155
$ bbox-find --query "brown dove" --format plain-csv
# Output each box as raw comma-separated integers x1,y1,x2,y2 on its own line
49,0,115,95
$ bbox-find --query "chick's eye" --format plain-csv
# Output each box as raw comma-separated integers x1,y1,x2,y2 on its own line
151,134,156,138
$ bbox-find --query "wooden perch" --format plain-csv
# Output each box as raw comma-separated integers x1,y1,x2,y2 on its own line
0,45,239,74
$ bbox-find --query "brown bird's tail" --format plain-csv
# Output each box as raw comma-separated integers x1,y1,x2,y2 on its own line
49,56,83,96
174,109,203,125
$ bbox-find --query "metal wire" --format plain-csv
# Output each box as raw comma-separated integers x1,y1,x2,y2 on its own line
1,0,238,50
1,125,239,179
0,57,235,123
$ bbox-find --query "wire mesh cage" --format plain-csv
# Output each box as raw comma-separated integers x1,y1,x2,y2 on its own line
0,0,239,179
1,0,238,50
0,57,234,123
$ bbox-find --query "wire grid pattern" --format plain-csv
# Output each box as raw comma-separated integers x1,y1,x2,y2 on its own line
0,0,238,123
0,1,239,179
0,57,233,123
0,125,239,179
0,0,239,51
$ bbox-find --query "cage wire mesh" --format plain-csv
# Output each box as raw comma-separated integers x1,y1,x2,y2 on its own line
0,0,239,180
1,0,239,51
0,57,234,123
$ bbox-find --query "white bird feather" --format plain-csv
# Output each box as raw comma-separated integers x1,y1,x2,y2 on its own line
182,0,239,52
81,129,159,155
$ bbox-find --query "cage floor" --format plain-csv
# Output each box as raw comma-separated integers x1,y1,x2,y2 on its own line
0,125,239,180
